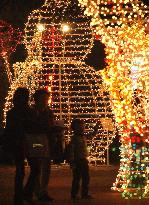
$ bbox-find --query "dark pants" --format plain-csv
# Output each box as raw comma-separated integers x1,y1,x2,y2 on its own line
24,158,51,198
71,158,89,197
13,154,25,205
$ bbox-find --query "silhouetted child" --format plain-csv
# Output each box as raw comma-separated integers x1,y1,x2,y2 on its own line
69,118,99,200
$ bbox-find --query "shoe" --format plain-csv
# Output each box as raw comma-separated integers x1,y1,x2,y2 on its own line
38,194,54,201
71,195,80,201
81,195,94,199
13,201,24,205
24,196,35,205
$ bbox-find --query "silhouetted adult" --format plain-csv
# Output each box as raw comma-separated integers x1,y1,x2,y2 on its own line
4,87,30,205
24,89,55,203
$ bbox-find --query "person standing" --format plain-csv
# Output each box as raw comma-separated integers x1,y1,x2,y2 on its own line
69,118,99,200
24,89,55,203
4,87,30,205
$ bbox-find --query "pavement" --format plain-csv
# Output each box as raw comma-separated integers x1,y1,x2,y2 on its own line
0,164,148,205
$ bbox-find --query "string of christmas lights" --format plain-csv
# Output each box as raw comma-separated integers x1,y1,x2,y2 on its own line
4,0,116,164
78,0,149,199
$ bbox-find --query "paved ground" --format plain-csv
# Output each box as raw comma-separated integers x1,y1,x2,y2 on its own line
0,164,148,205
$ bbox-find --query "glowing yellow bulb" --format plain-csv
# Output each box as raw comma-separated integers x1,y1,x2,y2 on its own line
36,23,45,32
62,24,70,33
48,98,52,104
48,75,53,81
47,87,52,92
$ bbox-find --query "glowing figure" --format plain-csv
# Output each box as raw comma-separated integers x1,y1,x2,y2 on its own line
4,0,116,164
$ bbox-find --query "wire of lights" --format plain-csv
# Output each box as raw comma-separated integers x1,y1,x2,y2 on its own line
78,0,149,199
4,0,116,164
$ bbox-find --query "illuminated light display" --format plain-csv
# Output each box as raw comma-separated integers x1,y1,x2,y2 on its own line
4,0,116,164
78,0,149,199
0,20,22,85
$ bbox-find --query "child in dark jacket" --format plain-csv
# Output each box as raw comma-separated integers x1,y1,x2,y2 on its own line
70,118,99,200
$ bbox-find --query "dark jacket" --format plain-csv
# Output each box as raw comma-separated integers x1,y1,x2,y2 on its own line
26,106,54,135
70,123,99,162
3,105,31,155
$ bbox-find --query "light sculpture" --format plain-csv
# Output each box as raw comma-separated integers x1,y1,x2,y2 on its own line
78,0,149,198
4,0,116,164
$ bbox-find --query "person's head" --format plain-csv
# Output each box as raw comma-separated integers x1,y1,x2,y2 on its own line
13,87,29,108
33,88,50,108
71,118,84,134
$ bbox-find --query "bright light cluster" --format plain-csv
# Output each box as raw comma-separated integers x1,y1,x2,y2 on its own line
101,22,149,132
78,0,148,44
78,0,149,199
4,0,116,164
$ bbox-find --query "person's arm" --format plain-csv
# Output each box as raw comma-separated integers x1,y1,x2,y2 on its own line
5,110,14,133
67,141,75,168
49,109,55,126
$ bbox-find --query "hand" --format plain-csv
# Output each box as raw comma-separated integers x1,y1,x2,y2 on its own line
70,162,76,169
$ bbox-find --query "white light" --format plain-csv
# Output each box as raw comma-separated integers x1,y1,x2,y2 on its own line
37,23,45,32
62,24,70,33
131,55,145,89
